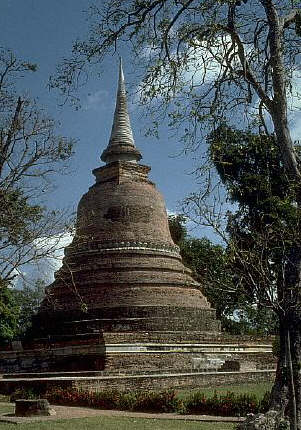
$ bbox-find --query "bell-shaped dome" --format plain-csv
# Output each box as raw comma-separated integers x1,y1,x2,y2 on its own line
34,61,220,340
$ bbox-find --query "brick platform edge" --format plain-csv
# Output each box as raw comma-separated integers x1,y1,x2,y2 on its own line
0,370,275,395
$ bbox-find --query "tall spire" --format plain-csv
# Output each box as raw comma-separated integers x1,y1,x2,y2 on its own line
101,58,142,164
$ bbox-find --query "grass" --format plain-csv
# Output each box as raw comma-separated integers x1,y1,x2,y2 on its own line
0,403,13,415
0,415,236,430
177,382,273,400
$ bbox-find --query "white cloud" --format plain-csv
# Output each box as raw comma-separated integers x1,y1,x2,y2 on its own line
37,231,74,282
167,209,177,216
12,231,75,286
83,89,110,111
291,113,301,143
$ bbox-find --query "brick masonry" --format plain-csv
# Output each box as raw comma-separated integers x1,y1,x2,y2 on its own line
33,160,221,341
73,370,275,392
0,370,275,395
0,69,277,390
0,336,276,375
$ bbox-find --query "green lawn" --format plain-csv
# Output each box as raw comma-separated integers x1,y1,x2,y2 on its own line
0,401,236,429
0,415,236,430
0,403,13,415
177,382,273,400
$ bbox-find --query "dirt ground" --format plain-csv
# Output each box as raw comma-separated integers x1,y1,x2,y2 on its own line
0,403,244,424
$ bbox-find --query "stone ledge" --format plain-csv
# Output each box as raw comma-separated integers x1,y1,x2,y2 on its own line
0,370,275,395
1,369,275,381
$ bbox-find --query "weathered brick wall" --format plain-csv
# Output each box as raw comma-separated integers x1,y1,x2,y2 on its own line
36,159,219,337
105,352,275,373
102,331,275,345
40,287,212,310
92,162,151,186
35,306,220,337
77,174,173,244
0,379,73,396
0,337,275,375
0,347,106,374
74,371,275,393
0,370,275,395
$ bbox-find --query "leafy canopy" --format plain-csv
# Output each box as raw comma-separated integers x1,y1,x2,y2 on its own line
0,48,75,285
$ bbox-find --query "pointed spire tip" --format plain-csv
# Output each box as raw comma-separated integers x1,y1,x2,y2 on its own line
118,56,124,89
100,59,142,164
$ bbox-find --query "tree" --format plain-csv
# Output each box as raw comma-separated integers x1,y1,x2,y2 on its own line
51,1,301,426
169,216,234,321
13,279,46,338
209,125,298,335
169,215,277,334
208,125,300,419
168,214,187,245
0,48,75,287
0,283,20,346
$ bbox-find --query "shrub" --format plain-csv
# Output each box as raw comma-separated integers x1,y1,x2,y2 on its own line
45,387,121,409
45,387,179,413
0,394,9,402
44,387,271,417
116,391,137,410
184,390,260,416
91,389,121,409
258,390,271,413
10,388,37,402
131,390,180,413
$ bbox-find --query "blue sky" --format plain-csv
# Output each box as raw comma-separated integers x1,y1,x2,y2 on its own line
3,1,300,251
2,1,301,285
0,0,204,233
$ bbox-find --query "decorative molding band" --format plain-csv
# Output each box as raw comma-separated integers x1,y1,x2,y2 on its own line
66,240,180,256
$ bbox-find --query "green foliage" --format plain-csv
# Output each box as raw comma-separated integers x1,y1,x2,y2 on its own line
0,48,75,285
209,125,300,249
209,126,299,229
10,388,37,402
13,279,46,337
0,189,43,246
184,389,271,416
168,214,187,245
259,390,272,412
0,279,46,344
208,125,300,332
184,390,262,416
0,286,20,344
180,237,235,320
130,390,180,413
169,215,235,321
44,386,271,417
168,214,275,334
45,387,180,413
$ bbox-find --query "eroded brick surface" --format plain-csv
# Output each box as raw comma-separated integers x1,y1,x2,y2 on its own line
34,161,220,339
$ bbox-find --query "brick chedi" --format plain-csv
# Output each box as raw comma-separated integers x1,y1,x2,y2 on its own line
33,60,220,342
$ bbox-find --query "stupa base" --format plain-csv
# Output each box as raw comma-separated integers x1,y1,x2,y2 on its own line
31,305,221,340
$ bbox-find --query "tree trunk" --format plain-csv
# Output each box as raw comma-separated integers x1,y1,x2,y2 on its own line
289,321,301,428
270,317,289,414
271,246,301,429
